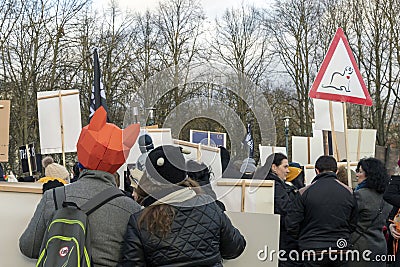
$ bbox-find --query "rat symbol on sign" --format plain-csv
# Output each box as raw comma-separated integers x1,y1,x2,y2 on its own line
322,66,353,92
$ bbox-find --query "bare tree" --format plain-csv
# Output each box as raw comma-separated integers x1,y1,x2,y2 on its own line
0,0,88,172
212,5,272,86
266,0,325,137
156,0,205,69
95,2,138,126
136,0,207,129
348,0,399,146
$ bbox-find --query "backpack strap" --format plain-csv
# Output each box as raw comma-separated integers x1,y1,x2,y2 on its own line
81,187,125,216
53,186,66,210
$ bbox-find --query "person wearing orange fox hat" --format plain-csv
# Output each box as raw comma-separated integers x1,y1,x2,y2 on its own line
20,107,141,266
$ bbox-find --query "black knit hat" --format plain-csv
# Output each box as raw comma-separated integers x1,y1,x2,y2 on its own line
145,145,186,184
138,134,154,153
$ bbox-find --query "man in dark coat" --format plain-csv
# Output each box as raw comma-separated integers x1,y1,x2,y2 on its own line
286,155,358,267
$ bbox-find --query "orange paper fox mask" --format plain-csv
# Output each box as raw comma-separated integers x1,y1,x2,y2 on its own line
77,106,140,174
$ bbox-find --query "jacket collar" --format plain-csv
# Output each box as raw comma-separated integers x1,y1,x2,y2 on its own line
79,169,117,186
266,172,285,184
311,171,337,184
355,179,367,191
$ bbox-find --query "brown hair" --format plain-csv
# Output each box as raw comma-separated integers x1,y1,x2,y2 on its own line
137,174,202,237
336,165,348,185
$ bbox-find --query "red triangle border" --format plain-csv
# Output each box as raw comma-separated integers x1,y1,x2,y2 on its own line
309,28,372,106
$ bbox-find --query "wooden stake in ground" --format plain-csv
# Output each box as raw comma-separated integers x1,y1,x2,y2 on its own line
241,180,246,212
329,101,340,160
58,91,66,167
342,102,352,187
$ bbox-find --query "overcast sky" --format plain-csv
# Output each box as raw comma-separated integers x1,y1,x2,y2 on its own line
96,0,273,20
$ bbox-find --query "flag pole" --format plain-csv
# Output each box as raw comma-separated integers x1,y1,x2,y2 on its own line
342,102,352,187
93,48,101,111
91,47,110,122
329,101,340,160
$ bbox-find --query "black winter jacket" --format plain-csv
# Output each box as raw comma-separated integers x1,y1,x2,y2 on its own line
383,175,400,263
384,175,400,207
118,194,246,266
265,172,299,250
285,172,358,250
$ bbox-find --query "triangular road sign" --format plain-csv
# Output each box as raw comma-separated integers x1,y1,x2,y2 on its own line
309,28,372,106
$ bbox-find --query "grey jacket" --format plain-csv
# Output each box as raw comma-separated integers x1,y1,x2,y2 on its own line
19,170,141,267
349,188,392,267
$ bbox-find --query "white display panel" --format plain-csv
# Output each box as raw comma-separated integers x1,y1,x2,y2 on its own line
37,90,82,154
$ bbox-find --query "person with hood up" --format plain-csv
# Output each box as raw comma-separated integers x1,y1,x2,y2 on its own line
287,162,305,189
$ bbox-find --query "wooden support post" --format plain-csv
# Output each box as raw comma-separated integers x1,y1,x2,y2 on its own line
241,179,246,212
329,101,340,160
307,137,311,164
357,129,362,161
197,143,202,162
342,103,352,187
58,91,66,167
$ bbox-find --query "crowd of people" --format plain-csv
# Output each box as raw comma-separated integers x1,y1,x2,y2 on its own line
265,152,400,267
14,108,400,266
18,107,246,266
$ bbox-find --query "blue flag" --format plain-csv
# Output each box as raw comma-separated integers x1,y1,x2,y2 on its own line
242,123,254,158
89,48,110,121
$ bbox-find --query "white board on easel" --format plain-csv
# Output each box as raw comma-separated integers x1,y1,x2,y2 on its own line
336,129,376,162
313,99,344,132
291,124,324,166
259,145,286,166
37,90,82,154
224,211,279,267
173,139,222,180
117,128,173,187
213,179,274,214
124,128,173,164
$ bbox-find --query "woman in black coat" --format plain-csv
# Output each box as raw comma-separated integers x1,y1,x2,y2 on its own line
118,145,245,267
349,158,392,267
263,152,301,267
